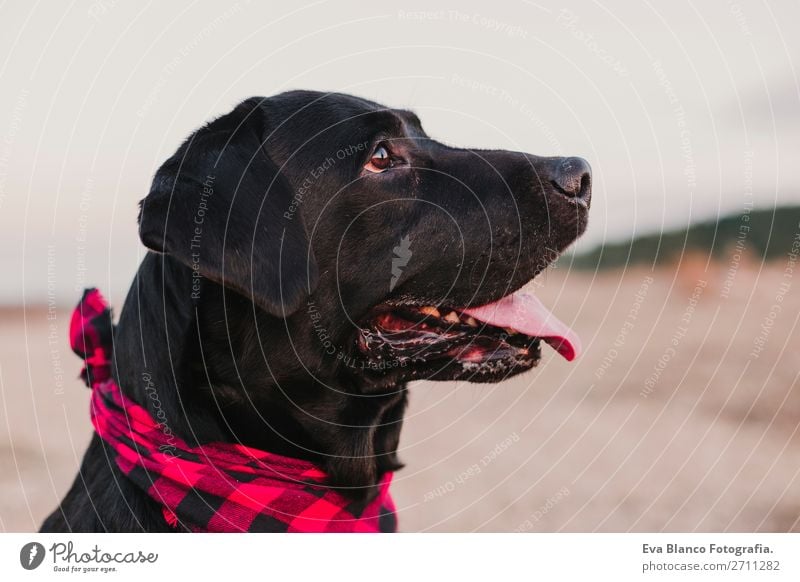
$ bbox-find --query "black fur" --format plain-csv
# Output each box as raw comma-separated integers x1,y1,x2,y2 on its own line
41,91,589,532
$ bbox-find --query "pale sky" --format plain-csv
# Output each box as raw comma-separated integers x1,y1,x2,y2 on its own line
1,0,798,304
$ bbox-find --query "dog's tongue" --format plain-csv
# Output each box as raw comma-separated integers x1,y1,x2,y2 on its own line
463,292,581,361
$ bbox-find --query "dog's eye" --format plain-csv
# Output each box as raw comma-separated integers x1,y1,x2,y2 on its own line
365,145,392,173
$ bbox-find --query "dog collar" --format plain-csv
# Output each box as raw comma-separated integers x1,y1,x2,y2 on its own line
70,288,397,533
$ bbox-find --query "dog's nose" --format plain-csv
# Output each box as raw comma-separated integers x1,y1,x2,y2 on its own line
552,157,592,201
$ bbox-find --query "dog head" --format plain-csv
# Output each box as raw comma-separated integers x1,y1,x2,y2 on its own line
139,91,591,392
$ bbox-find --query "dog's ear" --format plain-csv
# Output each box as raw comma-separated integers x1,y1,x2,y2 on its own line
138,98,318,317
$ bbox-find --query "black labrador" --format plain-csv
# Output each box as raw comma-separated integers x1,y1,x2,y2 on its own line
41,91,590,532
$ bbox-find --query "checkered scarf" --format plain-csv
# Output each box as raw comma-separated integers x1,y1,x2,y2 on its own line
70,288,397,533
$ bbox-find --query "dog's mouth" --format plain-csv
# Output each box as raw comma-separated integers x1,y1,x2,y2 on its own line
357,290,581,380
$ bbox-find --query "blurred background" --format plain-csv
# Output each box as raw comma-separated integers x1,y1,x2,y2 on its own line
1,0,798,531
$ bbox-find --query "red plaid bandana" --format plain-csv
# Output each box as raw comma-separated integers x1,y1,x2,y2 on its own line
70,288,397,533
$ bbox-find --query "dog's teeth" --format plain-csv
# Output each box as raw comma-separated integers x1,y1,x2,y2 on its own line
420,306,441,318
443,311,460,323
465,316,479,327
504,327,517,335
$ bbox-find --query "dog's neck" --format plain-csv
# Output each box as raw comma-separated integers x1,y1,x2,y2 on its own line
112,253,406,500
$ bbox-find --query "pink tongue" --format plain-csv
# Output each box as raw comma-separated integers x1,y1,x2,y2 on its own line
463,292,581,361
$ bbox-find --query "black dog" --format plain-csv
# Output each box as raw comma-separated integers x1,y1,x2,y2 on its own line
41,91,590,532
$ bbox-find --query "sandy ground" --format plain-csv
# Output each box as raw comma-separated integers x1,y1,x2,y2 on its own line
1,262,798,532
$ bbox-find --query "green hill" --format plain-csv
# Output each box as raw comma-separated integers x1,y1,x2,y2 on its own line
571,205,800,270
